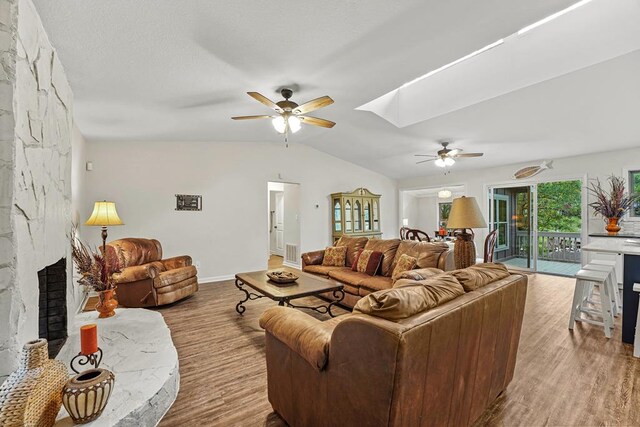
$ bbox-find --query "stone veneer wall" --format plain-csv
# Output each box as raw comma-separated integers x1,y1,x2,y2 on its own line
0,0,73,376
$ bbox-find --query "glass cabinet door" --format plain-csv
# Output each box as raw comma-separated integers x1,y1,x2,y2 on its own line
373,201,380,231
333,199,342,232
364,200,371,231
354,200,362,231
345,200,352,232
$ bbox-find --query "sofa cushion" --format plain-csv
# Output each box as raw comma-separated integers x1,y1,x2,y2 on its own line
358,275,393,295
390,240,449,272
353,274,465,320
394,267,443,282
328,269,370,287
356,250,383,276
335,235,369,268
363,239,401,277
107,238,163,268
391,254,418,282
303,265,351,277
322,246,348,267
450,263,510,292
153,265,197,289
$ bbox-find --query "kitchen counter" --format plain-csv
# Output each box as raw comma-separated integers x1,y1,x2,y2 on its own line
588,232,640,239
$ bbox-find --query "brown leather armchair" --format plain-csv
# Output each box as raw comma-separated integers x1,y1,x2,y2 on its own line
105,238,198,307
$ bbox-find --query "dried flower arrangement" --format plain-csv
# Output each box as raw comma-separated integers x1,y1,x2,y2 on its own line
587,176,640,220
70,226,120,292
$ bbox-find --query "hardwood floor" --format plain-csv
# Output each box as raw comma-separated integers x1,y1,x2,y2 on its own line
268,255,284,270
156,274,640,427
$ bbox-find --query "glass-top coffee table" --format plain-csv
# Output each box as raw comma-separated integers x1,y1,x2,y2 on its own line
235,267,345,317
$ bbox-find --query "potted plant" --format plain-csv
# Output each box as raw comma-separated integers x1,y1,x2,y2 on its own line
70,227,120,318
587,176,640,234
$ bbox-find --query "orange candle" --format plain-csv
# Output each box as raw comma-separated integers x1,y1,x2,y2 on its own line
80,324,98,355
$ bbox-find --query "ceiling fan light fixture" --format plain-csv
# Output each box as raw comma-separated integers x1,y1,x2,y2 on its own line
444,157,455,166
272,116,286,133
288,115,301,133
435,158,446,167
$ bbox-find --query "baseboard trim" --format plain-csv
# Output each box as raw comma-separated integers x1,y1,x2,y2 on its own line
199,275,235,284
282,261,301,269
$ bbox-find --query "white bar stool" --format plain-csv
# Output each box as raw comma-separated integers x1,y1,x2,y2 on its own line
590,259,622,306
582,263,621,317
634,283,640,358
569,269,615,338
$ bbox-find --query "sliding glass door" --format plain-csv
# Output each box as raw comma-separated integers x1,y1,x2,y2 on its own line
488,185,536,271
488,180,582,276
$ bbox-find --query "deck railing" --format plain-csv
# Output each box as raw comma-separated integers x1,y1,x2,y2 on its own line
515,231,581,263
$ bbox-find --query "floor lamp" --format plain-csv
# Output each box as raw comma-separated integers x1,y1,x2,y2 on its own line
446,196,487,269
85,201,124,253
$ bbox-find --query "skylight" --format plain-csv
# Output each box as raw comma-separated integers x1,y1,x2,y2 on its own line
356,0,639,129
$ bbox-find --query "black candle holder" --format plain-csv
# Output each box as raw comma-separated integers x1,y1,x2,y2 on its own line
70,348,103,374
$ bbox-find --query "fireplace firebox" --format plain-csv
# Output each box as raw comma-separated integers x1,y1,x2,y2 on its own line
38,258,68,358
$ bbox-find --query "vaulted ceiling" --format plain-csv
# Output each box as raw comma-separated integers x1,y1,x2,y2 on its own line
33,0,640,179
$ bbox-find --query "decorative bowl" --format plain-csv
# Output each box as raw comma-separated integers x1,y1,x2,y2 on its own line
267,270,299,284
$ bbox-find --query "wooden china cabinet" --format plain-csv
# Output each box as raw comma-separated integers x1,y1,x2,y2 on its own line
331,188,382,242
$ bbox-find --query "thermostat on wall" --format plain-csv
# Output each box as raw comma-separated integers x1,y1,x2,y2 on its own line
175,194,202,211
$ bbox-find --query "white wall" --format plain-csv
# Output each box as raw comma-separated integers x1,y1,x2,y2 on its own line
283,183,301,266
399,146,640,256
80,140,398,281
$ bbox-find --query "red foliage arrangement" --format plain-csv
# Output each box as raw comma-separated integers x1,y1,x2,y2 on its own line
588,176,640,220
70,226,120,292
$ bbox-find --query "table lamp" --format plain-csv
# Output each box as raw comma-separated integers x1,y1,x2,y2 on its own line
85,201,124,252
446,196,487,269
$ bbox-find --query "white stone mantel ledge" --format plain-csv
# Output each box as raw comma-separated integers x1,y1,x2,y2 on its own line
54,308,179,427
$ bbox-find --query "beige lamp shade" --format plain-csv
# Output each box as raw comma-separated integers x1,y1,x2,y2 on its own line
446,196,487,229
85,201,124,226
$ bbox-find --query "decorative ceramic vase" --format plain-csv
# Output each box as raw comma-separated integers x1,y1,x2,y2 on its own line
605,217,621,234
96,289,118,318
454,232,476,269
62,368,115,424
0,339,68,427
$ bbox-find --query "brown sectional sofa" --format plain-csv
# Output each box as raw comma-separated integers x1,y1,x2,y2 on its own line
301,236,455,308
260,264,528,427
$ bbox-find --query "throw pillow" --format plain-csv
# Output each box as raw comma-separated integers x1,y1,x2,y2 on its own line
322,246,348,267
356,250,383,276
351,249,364,271
391,254,418,282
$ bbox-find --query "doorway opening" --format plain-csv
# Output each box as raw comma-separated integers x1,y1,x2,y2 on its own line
399,185,465,240
268,182,301,269
488,179,583,277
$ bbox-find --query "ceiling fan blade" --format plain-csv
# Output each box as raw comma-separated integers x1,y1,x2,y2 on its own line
247,92,283,113
416,159,436,164
231,115,272,120
293,96,334,115
455,153,484,158
414,154,438,157
300,116,336,128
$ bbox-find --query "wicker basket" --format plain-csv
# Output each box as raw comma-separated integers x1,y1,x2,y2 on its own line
0,339,68,427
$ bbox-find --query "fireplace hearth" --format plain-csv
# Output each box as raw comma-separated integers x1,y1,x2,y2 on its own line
38,258,68,358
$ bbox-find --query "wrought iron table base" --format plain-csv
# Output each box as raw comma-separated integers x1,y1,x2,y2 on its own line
235,280,345,318
235,279,265,314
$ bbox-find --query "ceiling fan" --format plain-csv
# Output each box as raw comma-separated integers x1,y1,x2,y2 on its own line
232,88,335,134
415,141,484,167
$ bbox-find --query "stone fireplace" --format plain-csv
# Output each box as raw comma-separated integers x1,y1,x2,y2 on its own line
0,0,75,376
